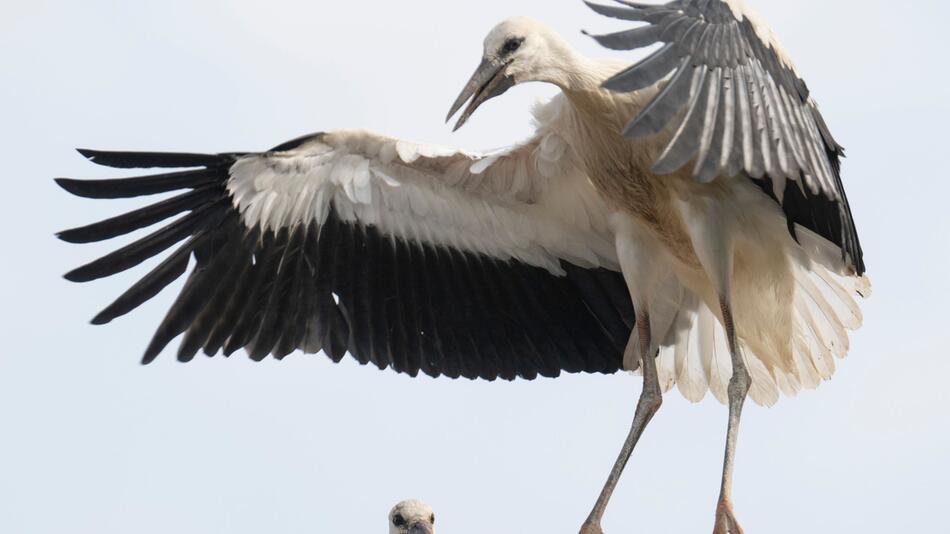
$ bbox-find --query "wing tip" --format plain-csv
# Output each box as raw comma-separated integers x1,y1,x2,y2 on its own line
55,229,74,243
583,0,651,22
581,0,613,13
54,177,86,196
601,76,624,92
72,147,228,169
141,344,162,365
76,148,98,161
90,312,112,326
56,227,97,244
63,269,91,283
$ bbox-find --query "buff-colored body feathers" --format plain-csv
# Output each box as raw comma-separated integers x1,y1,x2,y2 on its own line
546,73,869,405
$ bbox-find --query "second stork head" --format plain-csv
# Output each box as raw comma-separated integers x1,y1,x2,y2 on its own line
389,500,435,534
447,17,574,131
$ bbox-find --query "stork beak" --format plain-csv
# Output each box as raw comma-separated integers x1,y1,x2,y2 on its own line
408,522,434,534
446,57,516,132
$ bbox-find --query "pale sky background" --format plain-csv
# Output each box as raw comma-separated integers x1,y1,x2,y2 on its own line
1,1,948,533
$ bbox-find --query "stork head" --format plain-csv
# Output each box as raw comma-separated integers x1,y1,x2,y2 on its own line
447,17,574,131
389,499,435,534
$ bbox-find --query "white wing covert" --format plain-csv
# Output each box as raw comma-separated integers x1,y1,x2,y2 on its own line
57,123,635,379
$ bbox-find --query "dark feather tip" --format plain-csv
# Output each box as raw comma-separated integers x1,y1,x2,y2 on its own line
74,148,224,169
141,348,161,365
63,269,89,283
56,228,97,244
90,313,112,326
54,177,86,195
76,148,98,160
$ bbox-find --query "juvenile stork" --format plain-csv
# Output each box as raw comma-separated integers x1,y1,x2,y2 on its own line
389,500,435,534
57,1,868,532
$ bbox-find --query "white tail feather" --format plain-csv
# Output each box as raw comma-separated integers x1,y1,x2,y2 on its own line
673,295,708,402
744,348,780,407
636,226,869,406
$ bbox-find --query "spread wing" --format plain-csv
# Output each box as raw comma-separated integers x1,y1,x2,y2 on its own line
586,0,865,274
57,124,635,380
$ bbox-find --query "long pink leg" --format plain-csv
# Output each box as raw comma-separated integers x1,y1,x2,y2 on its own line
712,298,750,534
580,311,662,534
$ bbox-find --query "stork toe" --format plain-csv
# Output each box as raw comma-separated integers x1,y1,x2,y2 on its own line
713,500,745,534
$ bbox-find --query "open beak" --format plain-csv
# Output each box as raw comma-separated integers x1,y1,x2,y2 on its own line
446,57,516,131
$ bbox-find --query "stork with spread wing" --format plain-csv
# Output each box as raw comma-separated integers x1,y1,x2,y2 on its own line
58,2,868,532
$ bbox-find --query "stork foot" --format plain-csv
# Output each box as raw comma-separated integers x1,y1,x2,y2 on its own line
579,521,604,534
713,500,744,534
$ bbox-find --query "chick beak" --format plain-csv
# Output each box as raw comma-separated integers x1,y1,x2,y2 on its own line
446,57,516,131
408,521,434,534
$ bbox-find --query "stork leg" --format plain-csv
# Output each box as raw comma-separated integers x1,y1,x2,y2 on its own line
675,197,750,533
580,310,662,534
712,298,750,534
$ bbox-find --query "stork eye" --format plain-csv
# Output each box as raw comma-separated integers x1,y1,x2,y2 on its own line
393,514,406,527
430,513,435,524
502,37,524,54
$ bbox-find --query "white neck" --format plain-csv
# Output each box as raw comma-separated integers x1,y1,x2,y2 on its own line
533,35,624,93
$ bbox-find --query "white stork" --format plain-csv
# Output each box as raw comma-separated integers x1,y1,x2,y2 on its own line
57,1,868,533
389,500,435,534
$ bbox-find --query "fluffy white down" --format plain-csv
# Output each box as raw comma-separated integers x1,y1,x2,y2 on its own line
389,500,434,534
